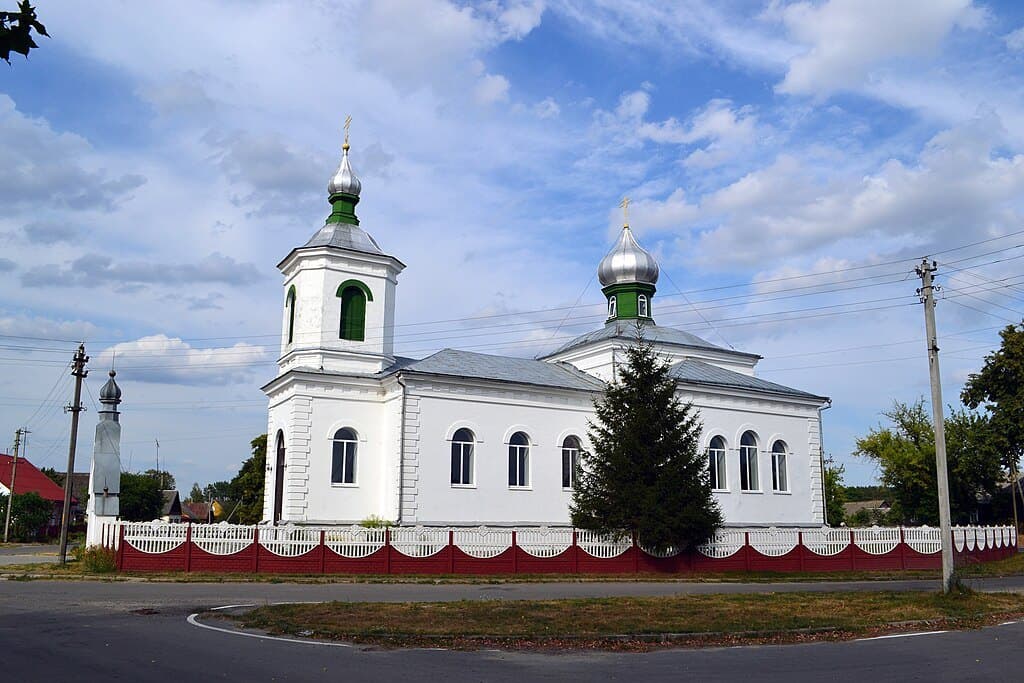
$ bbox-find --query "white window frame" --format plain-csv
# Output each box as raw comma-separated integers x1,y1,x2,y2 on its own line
771,440,789,493
638,294,649,317
739,431,759,492
607,295,617,319
561,436,581,490
508,432,531,489
331,429,358,486
707,436,728,492
450,429,475,488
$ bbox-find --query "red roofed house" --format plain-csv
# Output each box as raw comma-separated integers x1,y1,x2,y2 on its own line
0,453,75,536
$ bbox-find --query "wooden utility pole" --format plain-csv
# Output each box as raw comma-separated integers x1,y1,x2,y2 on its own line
3,428,27,543
916,259,955,593
58,344,89,565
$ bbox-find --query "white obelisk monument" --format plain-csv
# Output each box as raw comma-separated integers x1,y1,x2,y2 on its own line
86,370,122,547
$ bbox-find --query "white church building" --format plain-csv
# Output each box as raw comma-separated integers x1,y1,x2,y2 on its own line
261,135,830,528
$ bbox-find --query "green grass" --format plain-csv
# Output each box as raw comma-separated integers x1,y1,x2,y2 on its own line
232,589,1024,649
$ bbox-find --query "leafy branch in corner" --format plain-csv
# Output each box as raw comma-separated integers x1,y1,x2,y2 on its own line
1,1,48,64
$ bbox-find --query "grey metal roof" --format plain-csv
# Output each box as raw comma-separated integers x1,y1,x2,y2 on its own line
669,358,827,401
302,221,384,255
383,348,605,391
540,320,758,359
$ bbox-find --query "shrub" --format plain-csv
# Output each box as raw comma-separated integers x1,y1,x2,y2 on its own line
359,515,393,528
80,546,117,573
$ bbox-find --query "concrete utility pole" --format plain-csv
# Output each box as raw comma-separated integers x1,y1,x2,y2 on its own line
58,344,89,565
916,259,955,593
3,428,27,543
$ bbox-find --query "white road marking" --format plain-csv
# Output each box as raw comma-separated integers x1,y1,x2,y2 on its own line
186,612,353,648
998,621,1019,626
857,630,947,641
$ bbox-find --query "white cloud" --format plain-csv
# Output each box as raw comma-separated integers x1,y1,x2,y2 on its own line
777,0,985,97
98,335,268,386
1005,26,1024,52
475,73,511,104
638,98,759,168
533,97,561,119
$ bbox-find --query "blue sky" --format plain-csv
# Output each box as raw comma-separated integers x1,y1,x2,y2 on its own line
3,0,1024,491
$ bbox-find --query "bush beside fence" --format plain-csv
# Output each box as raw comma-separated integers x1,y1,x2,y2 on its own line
98,522,1017,575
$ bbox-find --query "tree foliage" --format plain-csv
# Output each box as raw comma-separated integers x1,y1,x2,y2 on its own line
823,457,846,526
143,469,176,491
855,400,1003,525
0,491,52,541
227,434,267,525
962,323,1024,471
0,1,47,64
187,482,204,503
570,330,722,552
118,472,163,522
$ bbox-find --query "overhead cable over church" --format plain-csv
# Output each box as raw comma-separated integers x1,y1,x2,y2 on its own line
261,130,830,528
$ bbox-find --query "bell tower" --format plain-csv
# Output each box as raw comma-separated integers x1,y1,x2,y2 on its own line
276,122,405,375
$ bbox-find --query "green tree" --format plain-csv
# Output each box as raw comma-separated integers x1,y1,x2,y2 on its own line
570,330,722,553
0,1,47,64
0,491,52,541
203,480,232,503
228,434,267,525
143,469,175,490
962,323,1024,472
855,400,1002,525
118,472,163,522
823,457,846,526
187,482,204,503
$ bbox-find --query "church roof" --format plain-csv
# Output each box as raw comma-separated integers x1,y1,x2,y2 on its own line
301,222,385,255
384,349,605,391
669,359,827,401
538,320,760,360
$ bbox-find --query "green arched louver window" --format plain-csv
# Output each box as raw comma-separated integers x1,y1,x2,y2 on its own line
337,280,373,341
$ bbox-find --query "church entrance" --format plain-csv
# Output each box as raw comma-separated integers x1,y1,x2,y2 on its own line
273,430,285,523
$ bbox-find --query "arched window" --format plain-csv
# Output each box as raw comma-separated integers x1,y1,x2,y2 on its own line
739,431,759,491
331,427,357,485
708,435,727,491
561,435,581,489
638,294,649,318
607,295,617,319
771,440,789,492
285,285,296,344
273,430,286,523
451,428,474,486
337,280,372,342
508,431,530,488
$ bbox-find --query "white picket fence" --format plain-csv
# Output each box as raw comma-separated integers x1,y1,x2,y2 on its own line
103,521,1016,559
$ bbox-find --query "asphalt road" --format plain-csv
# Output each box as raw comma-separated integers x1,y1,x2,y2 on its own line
3,577,1024,681
0,544,58,566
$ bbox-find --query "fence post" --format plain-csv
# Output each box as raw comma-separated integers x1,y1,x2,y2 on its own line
744,532,751,572
511,530,518,575
252,527,260,574
448,529,455,574
898,527,906,570
385,527,391,574
116,523,125,571
797,531,805,572
319,530,327,574
572,530,578,574
632,530,639,573
185,523,193,573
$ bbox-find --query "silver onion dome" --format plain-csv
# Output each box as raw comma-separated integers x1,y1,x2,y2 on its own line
597,226,660,286
328,143,362,197
99,369,122,406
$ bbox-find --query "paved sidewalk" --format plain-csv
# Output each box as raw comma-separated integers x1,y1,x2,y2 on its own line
0,544,59,566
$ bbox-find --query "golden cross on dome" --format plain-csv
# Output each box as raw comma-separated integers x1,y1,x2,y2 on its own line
343,115,353,150
619,196,631,227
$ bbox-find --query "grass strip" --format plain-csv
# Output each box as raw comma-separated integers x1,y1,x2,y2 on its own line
231,589,1024,649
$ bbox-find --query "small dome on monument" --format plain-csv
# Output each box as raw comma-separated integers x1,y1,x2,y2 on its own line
99,369,122,405
597,226,660,287
327,142,361,197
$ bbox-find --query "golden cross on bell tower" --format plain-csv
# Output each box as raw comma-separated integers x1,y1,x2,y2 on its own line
619,196,631,227
343,115,353,151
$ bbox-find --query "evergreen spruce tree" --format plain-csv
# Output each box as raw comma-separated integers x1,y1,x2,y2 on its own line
570,327,722,553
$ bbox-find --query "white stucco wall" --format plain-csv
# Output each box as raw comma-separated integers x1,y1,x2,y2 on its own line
263,370,826,528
